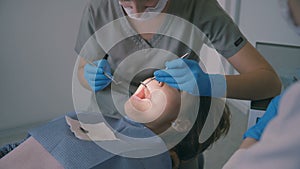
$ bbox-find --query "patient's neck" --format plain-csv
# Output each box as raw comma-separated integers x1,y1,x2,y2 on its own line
146,122,171,135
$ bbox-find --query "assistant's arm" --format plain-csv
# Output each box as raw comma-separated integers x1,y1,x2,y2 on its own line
239,138,257,149
239,95,281,149
226,42,282,100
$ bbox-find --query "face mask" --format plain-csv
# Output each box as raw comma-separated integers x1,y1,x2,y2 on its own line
120,0,168,21
279,0,300,35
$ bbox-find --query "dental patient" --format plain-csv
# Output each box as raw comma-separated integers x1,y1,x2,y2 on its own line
125,78,181,134
125,78,231,168
0,78,230,169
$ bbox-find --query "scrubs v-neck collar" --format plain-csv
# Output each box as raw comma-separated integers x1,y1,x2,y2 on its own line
114,0,174,49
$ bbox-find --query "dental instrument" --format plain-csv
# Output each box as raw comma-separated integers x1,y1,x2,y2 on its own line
140,52,190,87
179,52,189,59
140,77,156,87
86,60,121,85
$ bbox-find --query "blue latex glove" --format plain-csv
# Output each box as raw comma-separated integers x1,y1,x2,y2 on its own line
84,59,112,92
243,95,282,141
154,58,226,97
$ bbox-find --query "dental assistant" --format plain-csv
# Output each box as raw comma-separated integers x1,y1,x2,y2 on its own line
223,0,300,168
223,81,300,169
75,0,281,166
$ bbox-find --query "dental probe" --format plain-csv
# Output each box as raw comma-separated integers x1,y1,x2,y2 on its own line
86,60,121,85
140,77,156,87
179,52,189,59
140,52,190,87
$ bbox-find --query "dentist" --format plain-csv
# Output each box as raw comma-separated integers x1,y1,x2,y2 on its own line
77,0,281,99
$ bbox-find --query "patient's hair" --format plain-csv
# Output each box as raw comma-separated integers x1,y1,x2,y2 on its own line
171,96,231,161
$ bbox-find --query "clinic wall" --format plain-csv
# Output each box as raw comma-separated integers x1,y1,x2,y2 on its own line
239,0,300,47
0,0,88,133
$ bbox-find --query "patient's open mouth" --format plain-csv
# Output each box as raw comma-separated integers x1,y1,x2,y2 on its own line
135,86,151,99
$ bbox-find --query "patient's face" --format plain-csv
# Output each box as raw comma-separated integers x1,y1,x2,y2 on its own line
124,78,181,132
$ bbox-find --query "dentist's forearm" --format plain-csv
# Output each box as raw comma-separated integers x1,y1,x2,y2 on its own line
78,57,92,91
225,69,282,100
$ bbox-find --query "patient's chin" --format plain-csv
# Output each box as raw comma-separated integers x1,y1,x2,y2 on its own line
124,89,166,123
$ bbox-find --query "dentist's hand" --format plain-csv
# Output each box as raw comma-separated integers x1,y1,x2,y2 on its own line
243,95,282,141
84,59,112,92
154,58,226,97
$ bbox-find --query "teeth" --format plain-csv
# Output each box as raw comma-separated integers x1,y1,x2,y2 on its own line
135,86,150,99
136,87,146,99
